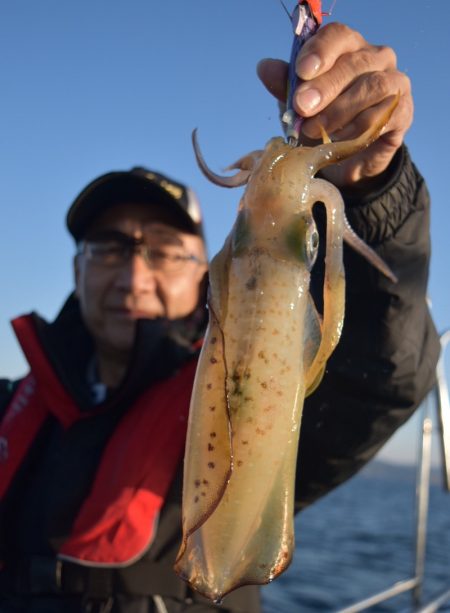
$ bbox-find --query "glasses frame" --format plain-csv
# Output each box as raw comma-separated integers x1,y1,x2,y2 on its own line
78,235,206,275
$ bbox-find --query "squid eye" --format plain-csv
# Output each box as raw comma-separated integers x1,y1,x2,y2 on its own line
305,227,319,270
285,215,319,270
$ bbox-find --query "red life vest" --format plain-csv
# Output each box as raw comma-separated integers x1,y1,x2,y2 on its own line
0,314,197,566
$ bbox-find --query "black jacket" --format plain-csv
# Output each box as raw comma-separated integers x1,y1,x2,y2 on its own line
0,147,440,613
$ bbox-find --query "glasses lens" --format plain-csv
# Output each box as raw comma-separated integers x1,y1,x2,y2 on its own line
146,247,190,273
86,241,129,266
141,227,191,273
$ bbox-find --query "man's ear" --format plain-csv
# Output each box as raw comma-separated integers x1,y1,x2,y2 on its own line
192,237,209,283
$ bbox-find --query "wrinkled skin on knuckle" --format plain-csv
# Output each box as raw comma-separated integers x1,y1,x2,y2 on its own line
330,22,367,48
351,47,379,74
379,73,413,138
367,70,393,100
399,73,414,118
324,21,362,44
401,91,414,127
375,44,398,69
301,22,362,63
393,92,414,139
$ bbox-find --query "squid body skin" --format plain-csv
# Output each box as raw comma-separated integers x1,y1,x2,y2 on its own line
174,97,399,602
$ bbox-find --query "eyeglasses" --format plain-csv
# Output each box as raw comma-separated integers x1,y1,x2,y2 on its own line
79,231,206,275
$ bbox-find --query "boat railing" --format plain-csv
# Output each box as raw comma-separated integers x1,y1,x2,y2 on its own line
334,330,450,613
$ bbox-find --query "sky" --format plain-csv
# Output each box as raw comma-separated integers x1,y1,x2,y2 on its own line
0,1,449,466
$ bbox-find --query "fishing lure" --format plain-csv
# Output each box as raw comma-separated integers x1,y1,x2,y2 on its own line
283,0,324,145
174,92,399,600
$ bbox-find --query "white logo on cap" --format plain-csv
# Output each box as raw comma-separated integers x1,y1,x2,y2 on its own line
186,188,202,224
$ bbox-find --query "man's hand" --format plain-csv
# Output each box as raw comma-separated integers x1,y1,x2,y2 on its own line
257,23,413,188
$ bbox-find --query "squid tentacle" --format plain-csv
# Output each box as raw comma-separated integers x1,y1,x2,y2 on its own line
343,215,398,282
304,178,345,391
310,92,401,174
192,129,253,188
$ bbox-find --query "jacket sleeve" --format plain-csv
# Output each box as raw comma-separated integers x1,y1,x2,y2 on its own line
295,146,440,510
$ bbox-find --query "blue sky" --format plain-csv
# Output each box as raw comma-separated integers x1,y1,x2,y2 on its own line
0,1,449,465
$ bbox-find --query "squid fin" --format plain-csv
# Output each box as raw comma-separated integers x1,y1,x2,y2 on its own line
176,243,233,564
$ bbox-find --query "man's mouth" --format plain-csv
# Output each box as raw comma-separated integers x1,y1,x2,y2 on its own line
107,306,158,319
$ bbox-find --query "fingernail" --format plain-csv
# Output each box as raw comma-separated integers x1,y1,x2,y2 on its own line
297,53,321,79
296,88,321,113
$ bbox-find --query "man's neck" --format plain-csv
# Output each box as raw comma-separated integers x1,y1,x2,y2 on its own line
95,347,130,389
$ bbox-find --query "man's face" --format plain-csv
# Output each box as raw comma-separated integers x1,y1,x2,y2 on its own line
74,202,208,355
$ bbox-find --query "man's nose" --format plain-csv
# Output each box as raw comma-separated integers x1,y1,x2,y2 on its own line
114,251,157,292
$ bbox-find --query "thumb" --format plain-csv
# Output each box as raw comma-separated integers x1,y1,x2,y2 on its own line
256,58,288,103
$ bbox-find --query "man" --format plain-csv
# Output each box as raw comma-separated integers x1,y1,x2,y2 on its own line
0,23,440,613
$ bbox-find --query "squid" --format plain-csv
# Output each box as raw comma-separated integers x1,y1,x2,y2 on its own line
174,96,399,602
174,92,399,602
174,0,400,602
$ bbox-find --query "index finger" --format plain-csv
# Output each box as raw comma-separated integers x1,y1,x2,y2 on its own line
296,22,367,80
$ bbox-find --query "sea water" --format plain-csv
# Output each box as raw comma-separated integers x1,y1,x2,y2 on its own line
262,461,450,612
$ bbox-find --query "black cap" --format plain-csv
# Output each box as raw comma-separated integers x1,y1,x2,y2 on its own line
66,167,204,242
